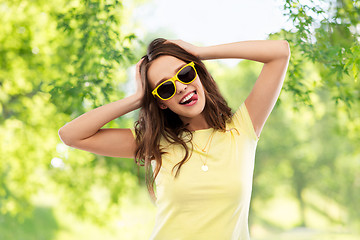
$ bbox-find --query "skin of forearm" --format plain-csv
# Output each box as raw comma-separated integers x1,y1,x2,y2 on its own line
58,94,141,142
198,40,290,63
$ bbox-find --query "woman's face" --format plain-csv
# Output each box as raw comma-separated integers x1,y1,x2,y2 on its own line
147,55,206,120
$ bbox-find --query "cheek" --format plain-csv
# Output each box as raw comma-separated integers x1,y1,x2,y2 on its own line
161,98,177,108
194,80,205,94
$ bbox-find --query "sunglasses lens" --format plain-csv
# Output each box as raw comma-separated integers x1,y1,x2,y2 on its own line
157,81,175,99
155,64,196,100
178,66,196,83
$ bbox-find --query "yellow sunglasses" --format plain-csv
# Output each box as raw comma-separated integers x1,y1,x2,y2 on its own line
152,61,197,101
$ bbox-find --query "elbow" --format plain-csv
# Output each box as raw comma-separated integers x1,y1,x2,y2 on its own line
58,127,74,146
281,40,291,58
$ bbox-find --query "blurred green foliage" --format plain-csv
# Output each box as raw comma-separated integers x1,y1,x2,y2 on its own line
258,0,359,232
282,0,360,113
208,0,360,234
0,0,359,239
0,0,146,228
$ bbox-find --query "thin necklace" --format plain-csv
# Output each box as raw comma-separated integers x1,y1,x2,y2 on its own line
192,129,216,172
192,128,240,172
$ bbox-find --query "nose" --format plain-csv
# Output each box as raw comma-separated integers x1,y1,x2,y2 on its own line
175,80,187,94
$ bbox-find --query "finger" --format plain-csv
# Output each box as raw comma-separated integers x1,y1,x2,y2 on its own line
136,58,144,71
136,58,145,79
136,58,144,66
164,39,178,45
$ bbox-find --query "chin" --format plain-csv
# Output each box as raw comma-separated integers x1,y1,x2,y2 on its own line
175,101,206,119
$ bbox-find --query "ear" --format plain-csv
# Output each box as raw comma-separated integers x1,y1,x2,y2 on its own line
158,102,168,109
155,98,168,109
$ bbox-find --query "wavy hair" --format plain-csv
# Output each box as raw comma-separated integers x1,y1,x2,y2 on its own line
134,38,233,203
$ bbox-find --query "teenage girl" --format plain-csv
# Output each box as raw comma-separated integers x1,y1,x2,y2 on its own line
58,38,290,239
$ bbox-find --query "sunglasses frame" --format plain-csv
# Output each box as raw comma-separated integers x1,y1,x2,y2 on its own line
151,61,197,101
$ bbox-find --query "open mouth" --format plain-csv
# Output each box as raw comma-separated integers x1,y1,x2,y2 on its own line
179,91,198,106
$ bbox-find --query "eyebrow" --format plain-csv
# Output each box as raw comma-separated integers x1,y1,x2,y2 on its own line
155,63,187,88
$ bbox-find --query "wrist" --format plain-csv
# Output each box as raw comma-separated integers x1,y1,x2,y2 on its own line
196,46,205,60
129,93,143,109
197,46,210,60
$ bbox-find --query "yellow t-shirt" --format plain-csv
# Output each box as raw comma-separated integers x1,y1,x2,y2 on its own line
131,102,260,240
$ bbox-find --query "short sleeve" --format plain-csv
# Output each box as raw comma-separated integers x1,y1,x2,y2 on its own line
232,102,260,142
130,128,136,138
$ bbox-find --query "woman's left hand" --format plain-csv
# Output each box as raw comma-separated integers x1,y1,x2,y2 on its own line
165,39,202,59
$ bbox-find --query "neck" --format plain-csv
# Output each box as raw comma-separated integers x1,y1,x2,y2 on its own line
180,113,210,131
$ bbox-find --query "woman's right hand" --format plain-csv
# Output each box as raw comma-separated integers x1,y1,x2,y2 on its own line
135,57,146,99
58,57,148,158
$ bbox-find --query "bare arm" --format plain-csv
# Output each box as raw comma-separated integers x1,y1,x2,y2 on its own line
58,58,145,158
198,40,290,63
197,40,291,139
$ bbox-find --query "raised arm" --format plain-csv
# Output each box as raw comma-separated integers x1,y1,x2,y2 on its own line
196,40,290,139
58,58,145,159
169,39,290,139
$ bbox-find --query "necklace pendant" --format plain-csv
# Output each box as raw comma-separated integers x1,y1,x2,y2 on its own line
201,164,208,172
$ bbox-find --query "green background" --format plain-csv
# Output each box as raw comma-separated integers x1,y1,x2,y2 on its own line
1,0,359,239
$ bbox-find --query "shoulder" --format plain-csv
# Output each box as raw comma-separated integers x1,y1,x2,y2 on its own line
227,102,260,142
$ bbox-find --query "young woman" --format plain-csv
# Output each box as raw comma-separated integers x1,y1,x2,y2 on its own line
58,38,290,239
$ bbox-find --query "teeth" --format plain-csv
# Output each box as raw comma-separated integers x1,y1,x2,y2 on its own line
180,92,195,103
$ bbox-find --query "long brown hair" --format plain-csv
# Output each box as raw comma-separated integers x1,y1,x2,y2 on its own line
134,38,232,203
